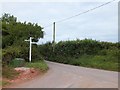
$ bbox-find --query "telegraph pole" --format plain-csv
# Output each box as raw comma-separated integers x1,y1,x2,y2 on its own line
53,22,55,52
53,22,55,43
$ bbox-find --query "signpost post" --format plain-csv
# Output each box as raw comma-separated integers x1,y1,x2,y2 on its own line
25,37,37,62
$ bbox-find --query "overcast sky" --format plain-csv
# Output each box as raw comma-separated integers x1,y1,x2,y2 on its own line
1,0,119,44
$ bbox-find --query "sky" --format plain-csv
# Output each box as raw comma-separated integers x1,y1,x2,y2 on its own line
0,0,119,44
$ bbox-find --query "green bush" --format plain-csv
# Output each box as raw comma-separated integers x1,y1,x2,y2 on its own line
2,50,13,65
2,46,22,64
38,39,119,71
10,58,25,67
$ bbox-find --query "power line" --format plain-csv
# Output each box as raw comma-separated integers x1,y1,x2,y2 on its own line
43,0,116,28
56,0,116,23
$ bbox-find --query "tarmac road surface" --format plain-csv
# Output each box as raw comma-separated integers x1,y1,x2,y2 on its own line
10,60,118,88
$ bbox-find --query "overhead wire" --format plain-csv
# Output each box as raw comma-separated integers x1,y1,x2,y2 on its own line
43,0,116,28
56,0,116,23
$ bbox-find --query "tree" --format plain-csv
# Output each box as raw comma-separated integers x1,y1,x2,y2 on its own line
1,13,44,63
1,13,44,48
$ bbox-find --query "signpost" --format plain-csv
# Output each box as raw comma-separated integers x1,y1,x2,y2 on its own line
25,37,37,62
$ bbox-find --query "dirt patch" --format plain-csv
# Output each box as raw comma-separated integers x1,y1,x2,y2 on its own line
3,67,41,88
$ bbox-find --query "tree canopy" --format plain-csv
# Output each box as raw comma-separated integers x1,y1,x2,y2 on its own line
1,13,44,63
1,13,44,48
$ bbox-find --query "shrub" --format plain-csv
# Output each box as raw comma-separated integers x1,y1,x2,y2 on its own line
38,39,119,71
10,58,25,67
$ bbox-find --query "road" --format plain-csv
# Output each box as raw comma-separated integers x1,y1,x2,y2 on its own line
10,61,118,88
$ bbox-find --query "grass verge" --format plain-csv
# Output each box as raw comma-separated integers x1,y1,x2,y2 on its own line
48,54,118,71
2,66,19,79
69,55,118,71
2,66,19,87
25,60,48,72
1,81,10,87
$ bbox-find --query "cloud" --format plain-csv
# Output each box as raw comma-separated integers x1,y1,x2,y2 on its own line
1,1,118,44
0,0,119,2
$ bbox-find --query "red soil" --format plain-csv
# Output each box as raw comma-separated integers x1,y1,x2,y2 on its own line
3,67,41,88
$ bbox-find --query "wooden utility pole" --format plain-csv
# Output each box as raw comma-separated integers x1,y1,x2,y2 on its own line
53,22,55,43
53,22,55,51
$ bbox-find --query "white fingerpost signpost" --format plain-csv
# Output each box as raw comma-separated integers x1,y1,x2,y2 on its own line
25,37,37,62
